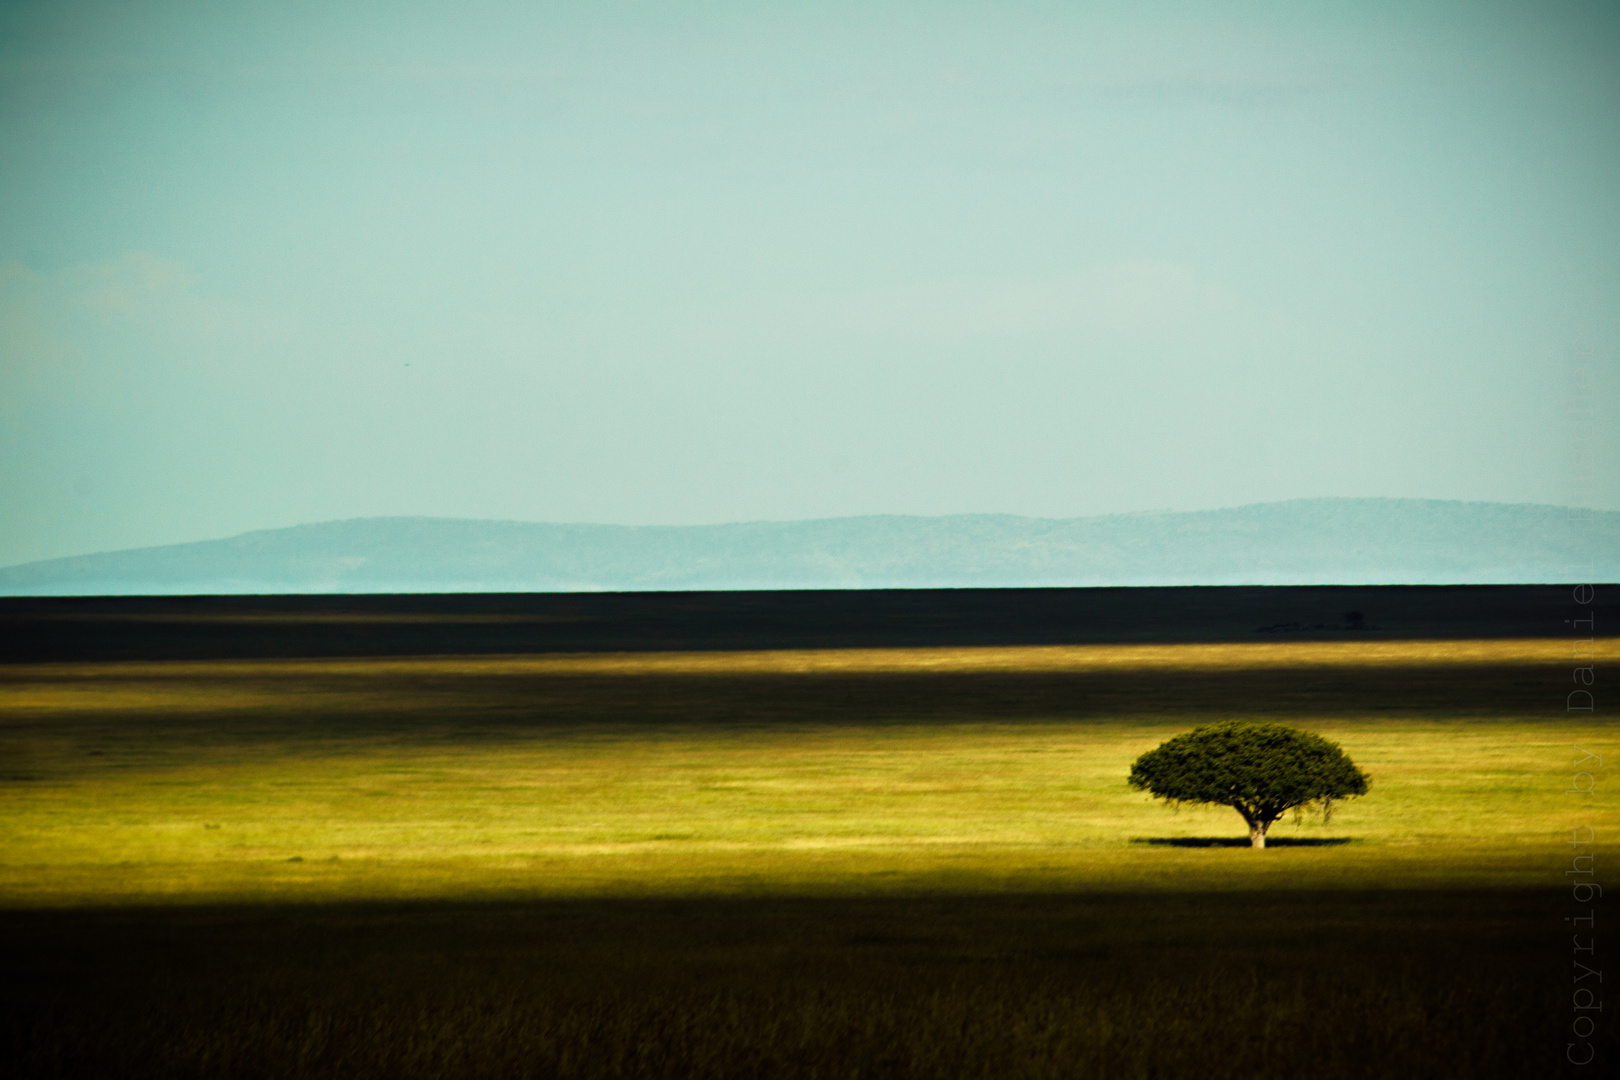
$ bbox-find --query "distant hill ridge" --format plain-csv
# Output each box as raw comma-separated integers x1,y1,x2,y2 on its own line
2,499,1614,594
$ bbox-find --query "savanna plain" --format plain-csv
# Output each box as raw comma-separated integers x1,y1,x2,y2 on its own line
1,595,1614,1078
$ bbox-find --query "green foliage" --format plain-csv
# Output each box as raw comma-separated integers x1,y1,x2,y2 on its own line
1129,721,1370,844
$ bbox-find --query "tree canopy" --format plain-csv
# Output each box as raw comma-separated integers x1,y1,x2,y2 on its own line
1128,721,1370,848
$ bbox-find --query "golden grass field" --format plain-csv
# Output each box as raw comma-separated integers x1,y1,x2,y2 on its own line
2,638,1610,906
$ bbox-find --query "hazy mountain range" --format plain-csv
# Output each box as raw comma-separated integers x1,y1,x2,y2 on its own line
2,499,1614,595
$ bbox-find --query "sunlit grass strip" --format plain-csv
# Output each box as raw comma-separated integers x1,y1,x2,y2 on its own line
3,637,1608,687
1,714,1605,906
1,637,1607,715
3,640,1613,907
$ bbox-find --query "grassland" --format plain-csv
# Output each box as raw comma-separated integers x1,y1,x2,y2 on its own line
1,637,1614,1076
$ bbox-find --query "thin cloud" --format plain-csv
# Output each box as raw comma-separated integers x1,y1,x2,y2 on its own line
2,253,296,366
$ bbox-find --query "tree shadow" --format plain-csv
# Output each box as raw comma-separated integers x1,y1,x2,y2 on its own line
1131,837,1355,848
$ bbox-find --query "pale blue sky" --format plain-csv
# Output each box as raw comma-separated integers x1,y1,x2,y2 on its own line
2,1,1617,565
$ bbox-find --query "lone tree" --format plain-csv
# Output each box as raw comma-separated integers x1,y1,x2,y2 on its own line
1128,721,1370,848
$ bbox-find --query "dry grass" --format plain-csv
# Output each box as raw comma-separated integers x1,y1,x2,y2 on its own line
1,640,1610,906
3,889,1570,1080
2,637,1612,1076
4,635,1600,682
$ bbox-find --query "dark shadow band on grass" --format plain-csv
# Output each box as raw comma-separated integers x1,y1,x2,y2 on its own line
0,887,1573,1080
1131,836,1355,848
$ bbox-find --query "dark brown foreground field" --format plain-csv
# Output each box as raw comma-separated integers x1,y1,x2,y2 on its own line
1,889,1567,1080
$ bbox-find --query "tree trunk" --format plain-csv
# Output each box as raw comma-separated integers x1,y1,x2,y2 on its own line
1249,819,1267,849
